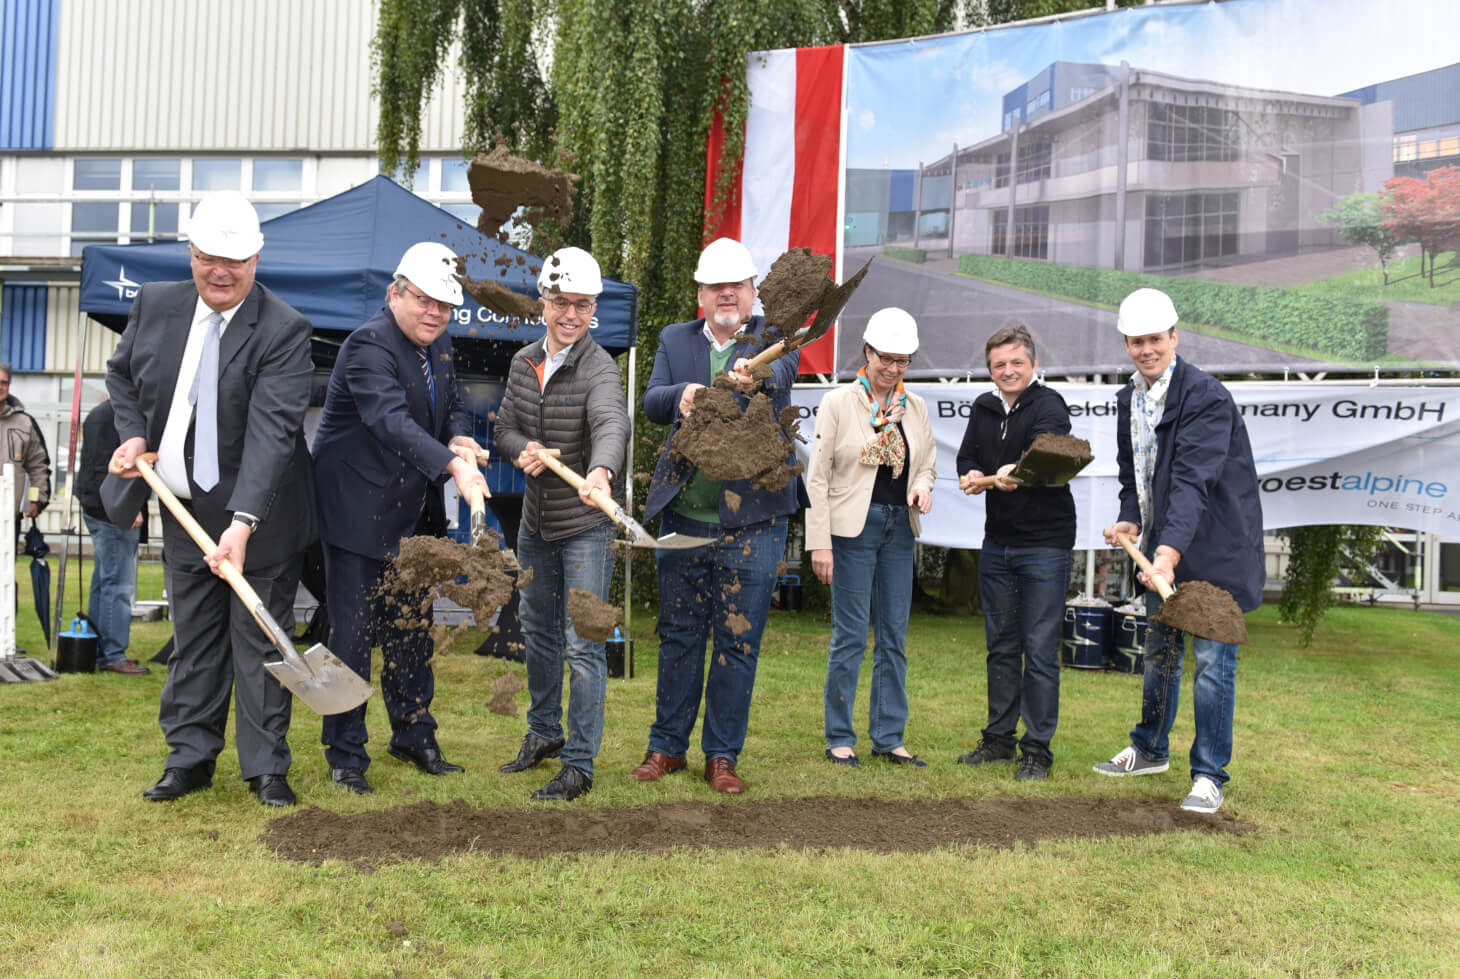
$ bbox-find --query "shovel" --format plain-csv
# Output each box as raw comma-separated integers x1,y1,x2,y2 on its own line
1113,532,1248,644
133,456,373,715
531,449,715,550
960,433,1094,491
742,258,874,372
449,445,493,547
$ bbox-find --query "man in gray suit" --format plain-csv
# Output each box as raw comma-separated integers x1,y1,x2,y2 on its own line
107,191,315,807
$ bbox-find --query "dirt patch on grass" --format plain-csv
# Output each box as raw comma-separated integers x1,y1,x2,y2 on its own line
262,795,1252,867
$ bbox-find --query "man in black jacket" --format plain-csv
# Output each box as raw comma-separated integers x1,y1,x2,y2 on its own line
76,397,148,674
955,324,1075,781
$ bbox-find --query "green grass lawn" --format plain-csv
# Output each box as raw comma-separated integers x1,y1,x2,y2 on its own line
1292,250,1460,306
3,559,1459,976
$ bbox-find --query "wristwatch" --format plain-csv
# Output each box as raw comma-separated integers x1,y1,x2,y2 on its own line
232,512,260,533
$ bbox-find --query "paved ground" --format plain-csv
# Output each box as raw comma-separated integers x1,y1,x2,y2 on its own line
836,244,1459,376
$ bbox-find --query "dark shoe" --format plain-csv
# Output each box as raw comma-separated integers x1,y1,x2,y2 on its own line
142,765,212,802
704,757,744,795
825,748,860,768
330,767,373,794
248,774,297,807
1016,755,1051,782
531,766,593,801
872,749,927,768
631,750,687,781
958,740,1017,767
100,658,149,675
389,744,465,775
498,733,565,773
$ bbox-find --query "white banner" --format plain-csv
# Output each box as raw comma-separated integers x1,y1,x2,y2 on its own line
790,383,1460,550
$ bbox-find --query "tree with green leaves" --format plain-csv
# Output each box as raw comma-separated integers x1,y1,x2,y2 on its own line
1318,192,1402,285
1278,525,1384,646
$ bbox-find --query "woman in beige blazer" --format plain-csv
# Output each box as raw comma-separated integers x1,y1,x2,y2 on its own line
806,308,936,768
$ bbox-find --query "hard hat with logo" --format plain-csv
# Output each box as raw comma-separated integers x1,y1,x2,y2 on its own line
862,307,919,355
538,246,603,296
694,237,757,284
395,242,463,305
188,191,263,261
1116,288,1179,337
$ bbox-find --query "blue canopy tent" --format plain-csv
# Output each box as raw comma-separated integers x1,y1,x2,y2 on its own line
78,175,637,356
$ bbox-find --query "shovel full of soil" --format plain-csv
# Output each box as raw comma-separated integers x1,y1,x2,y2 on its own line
1114,533,1248,644
531,449,715,550
963,433,1094,490
742,252,874,373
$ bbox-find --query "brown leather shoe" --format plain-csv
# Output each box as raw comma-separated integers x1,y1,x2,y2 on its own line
101,658,149,675
703,757,744,795
631,750,687,782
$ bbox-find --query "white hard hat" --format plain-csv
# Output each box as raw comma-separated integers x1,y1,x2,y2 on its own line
395,242,463,305
1117,288,1179,337
187,191,263,261
538,246,603,296
694,237,756,284
862,307,919,355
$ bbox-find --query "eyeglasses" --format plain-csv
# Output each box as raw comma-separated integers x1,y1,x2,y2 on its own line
868,347,912,369
548,296,596,315
402,284,455,315
190,247,249,271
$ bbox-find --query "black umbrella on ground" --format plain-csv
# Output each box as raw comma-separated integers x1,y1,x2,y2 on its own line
23,522,51,644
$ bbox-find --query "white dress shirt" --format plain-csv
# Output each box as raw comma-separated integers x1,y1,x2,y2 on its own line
155,298,241,499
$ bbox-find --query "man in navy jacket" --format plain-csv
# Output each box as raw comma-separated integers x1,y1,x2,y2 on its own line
1094,288,1264,815
312,242,488,795
632,238,802,795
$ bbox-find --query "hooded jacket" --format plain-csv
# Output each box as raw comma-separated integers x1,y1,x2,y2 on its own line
1,393,51,518
955,380,1075,550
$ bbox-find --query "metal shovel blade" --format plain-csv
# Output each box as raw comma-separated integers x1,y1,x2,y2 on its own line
610,504,715,550
651,531,719,550
263,643,374,716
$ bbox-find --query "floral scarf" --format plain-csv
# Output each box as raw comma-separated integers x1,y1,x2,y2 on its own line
1129,361,1174,540
856,366,907,477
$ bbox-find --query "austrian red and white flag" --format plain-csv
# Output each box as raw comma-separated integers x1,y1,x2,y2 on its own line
705,44,846,375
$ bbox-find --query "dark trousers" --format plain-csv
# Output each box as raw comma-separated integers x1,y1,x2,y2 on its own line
320,542,438,771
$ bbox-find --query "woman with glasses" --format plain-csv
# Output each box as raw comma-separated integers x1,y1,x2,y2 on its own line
805,308,936,768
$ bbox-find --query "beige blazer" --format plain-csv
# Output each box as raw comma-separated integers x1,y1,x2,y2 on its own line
805,381,936,552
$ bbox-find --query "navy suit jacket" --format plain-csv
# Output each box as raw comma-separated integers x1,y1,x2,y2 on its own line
105,279,315,571
643,315,804,527
1116,356,1265,612
312,306,472,561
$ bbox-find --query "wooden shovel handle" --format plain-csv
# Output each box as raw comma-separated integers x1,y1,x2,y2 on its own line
1114,532,1175,600
743,338,792,372
532,448,617,522
132,455,277,630
449,444,490,513
960,473,1022,491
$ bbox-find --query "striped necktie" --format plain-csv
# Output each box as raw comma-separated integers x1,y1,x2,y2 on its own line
417,346,435,411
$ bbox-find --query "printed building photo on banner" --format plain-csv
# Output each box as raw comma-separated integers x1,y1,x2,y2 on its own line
725,0,1460,379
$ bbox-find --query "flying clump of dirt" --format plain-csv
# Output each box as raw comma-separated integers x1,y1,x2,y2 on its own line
377,533,527,649
461,274,540,323
673,384,805,492
486,670,525,716
566,588,621,643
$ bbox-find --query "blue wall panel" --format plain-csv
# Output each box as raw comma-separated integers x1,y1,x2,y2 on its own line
0,0,58,149
888,170,915,213
1,285,48,370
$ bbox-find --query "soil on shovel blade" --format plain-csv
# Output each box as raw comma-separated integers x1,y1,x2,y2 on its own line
1155,580,1249,644
378,534,525,649
261,795,1254,868
757,248,833,341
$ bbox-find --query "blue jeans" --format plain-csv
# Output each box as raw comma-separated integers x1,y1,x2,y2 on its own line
650,510,786,764
84,512,139,666
825,503,915,753
516,521,617,777
978,540,1071,764
1130,591,1238,786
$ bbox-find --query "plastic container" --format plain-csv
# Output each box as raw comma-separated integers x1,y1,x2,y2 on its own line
1060,598,1112,669
54,616,99,673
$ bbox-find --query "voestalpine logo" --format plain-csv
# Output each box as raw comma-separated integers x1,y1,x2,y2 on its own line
103,266,140,301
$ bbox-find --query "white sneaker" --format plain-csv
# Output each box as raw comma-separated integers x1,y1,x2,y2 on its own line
1180,776,1224,814
1092,745,1169,777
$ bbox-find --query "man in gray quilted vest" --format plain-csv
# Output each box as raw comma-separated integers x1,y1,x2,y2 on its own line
493,247,629,802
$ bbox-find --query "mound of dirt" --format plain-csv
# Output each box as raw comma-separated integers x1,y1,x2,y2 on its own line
261,795,1255,867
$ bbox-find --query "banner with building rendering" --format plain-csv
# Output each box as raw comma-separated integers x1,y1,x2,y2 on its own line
789,383,1460,550
730,0,1460,378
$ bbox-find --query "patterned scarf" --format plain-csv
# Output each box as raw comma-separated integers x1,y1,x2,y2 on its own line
856,366,907,477
1129,360,1174,539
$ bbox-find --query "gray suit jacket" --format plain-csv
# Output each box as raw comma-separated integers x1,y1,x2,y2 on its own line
105,279,316,572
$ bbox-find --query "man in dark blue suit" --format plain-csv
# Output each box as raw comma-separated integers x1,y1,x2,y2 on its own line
311,242,488,795
632,238,803,796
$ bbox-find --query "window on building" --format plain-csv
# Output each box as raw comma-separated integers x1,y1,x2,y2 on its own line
1143,192,1238,270
1147,103,1238,163
1025,90,1051,121
1070,86,1097,102
993,140,1053,188
193,159,241,190
1393,125,1460,163
133,159,180,192
990,205,1050,260
441,159,471,193
253,159,303,192
73,159,121,190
